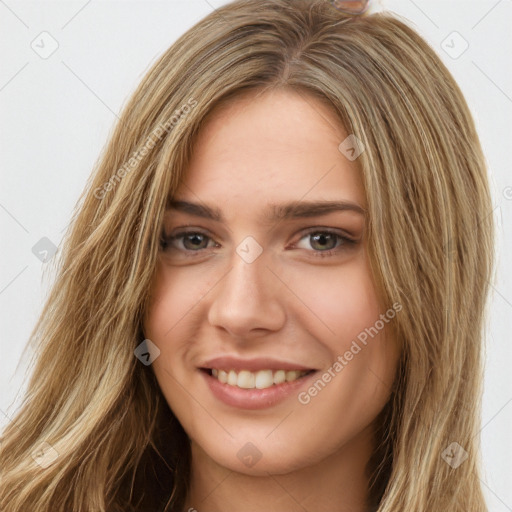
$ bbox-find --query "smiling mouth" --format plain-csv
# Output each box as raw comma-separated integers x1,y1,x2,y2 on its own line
201,368,315,390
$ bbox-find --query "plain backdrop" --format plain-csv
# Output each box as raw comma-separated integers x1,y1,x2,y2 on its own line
1,0,511,509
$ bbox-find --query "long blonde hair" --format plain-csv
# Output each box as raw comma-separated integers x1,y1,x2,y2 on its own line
0,1,494,510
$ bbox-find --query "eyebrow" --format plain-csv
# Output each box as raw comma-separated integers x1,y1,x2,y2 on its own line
166,199,366,223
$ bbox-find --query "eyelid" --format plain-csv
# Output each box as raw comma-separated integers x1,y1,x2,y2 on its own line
291,226,359,245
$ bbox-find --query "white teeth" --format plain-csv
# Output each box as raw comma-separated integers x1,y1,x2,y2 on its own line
209,368,310,390
286,370,300,382
227,370,238,386
237,370,255,389
255,370,273,389
273,370,286,384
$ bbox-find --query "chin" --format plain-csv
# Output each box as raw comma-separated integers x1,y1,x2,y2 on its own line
193,430,330,476
215,449,312,476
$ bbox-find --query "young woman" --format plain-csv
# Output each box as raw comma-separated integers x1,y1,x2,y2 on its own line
0,1,495,510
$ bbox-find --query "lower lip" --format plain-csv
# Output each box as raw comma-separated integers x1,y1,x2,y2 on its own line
200,369,317,410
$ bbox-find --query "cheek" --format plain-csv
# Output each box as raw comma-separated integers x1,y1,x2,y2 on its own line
144,261,215,341
287,254,382,345
143,266,204,430
143,263,206,393
289,256,399,417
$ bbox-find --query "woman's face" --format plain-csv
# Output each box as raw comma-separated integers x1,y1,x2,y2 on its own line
144,88,400,476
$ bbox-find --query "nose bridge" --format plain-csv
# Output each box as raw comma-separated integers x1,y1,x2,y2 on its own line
228,247,268,299
222,242,274,307
207,239,286,335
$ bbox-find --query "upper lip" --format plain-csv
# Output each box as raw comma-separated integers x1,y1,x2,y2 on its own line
200,356,317,372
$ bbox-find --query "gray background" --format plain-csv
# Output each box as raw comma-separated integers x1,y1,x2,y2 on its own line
1,0,511,509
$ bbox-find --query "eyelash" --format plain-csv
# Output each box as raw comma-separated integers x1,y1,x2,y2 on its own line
159,227,357,259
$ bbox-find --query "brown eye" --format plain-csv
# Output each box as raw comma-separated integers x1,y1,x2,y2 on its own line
293,229,357,258
160,231,216,252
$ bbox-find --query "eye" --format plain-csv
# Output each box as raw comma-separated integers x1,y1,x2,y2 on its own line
160,230,218,253
293,229,357,257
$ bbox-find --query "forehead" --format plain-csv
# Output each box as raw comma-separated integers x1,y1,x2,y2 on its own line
176,88,366,210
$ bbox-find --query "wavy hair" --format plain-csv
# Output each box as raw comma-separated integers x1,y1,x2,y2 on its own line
0,1,494,510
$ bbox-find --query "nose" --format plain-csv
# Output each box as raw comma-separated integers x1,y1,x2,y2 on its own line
207,248,286,339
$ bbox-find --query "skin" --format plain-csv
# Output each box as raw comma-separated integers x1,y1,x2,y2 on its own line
143,88,401,512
